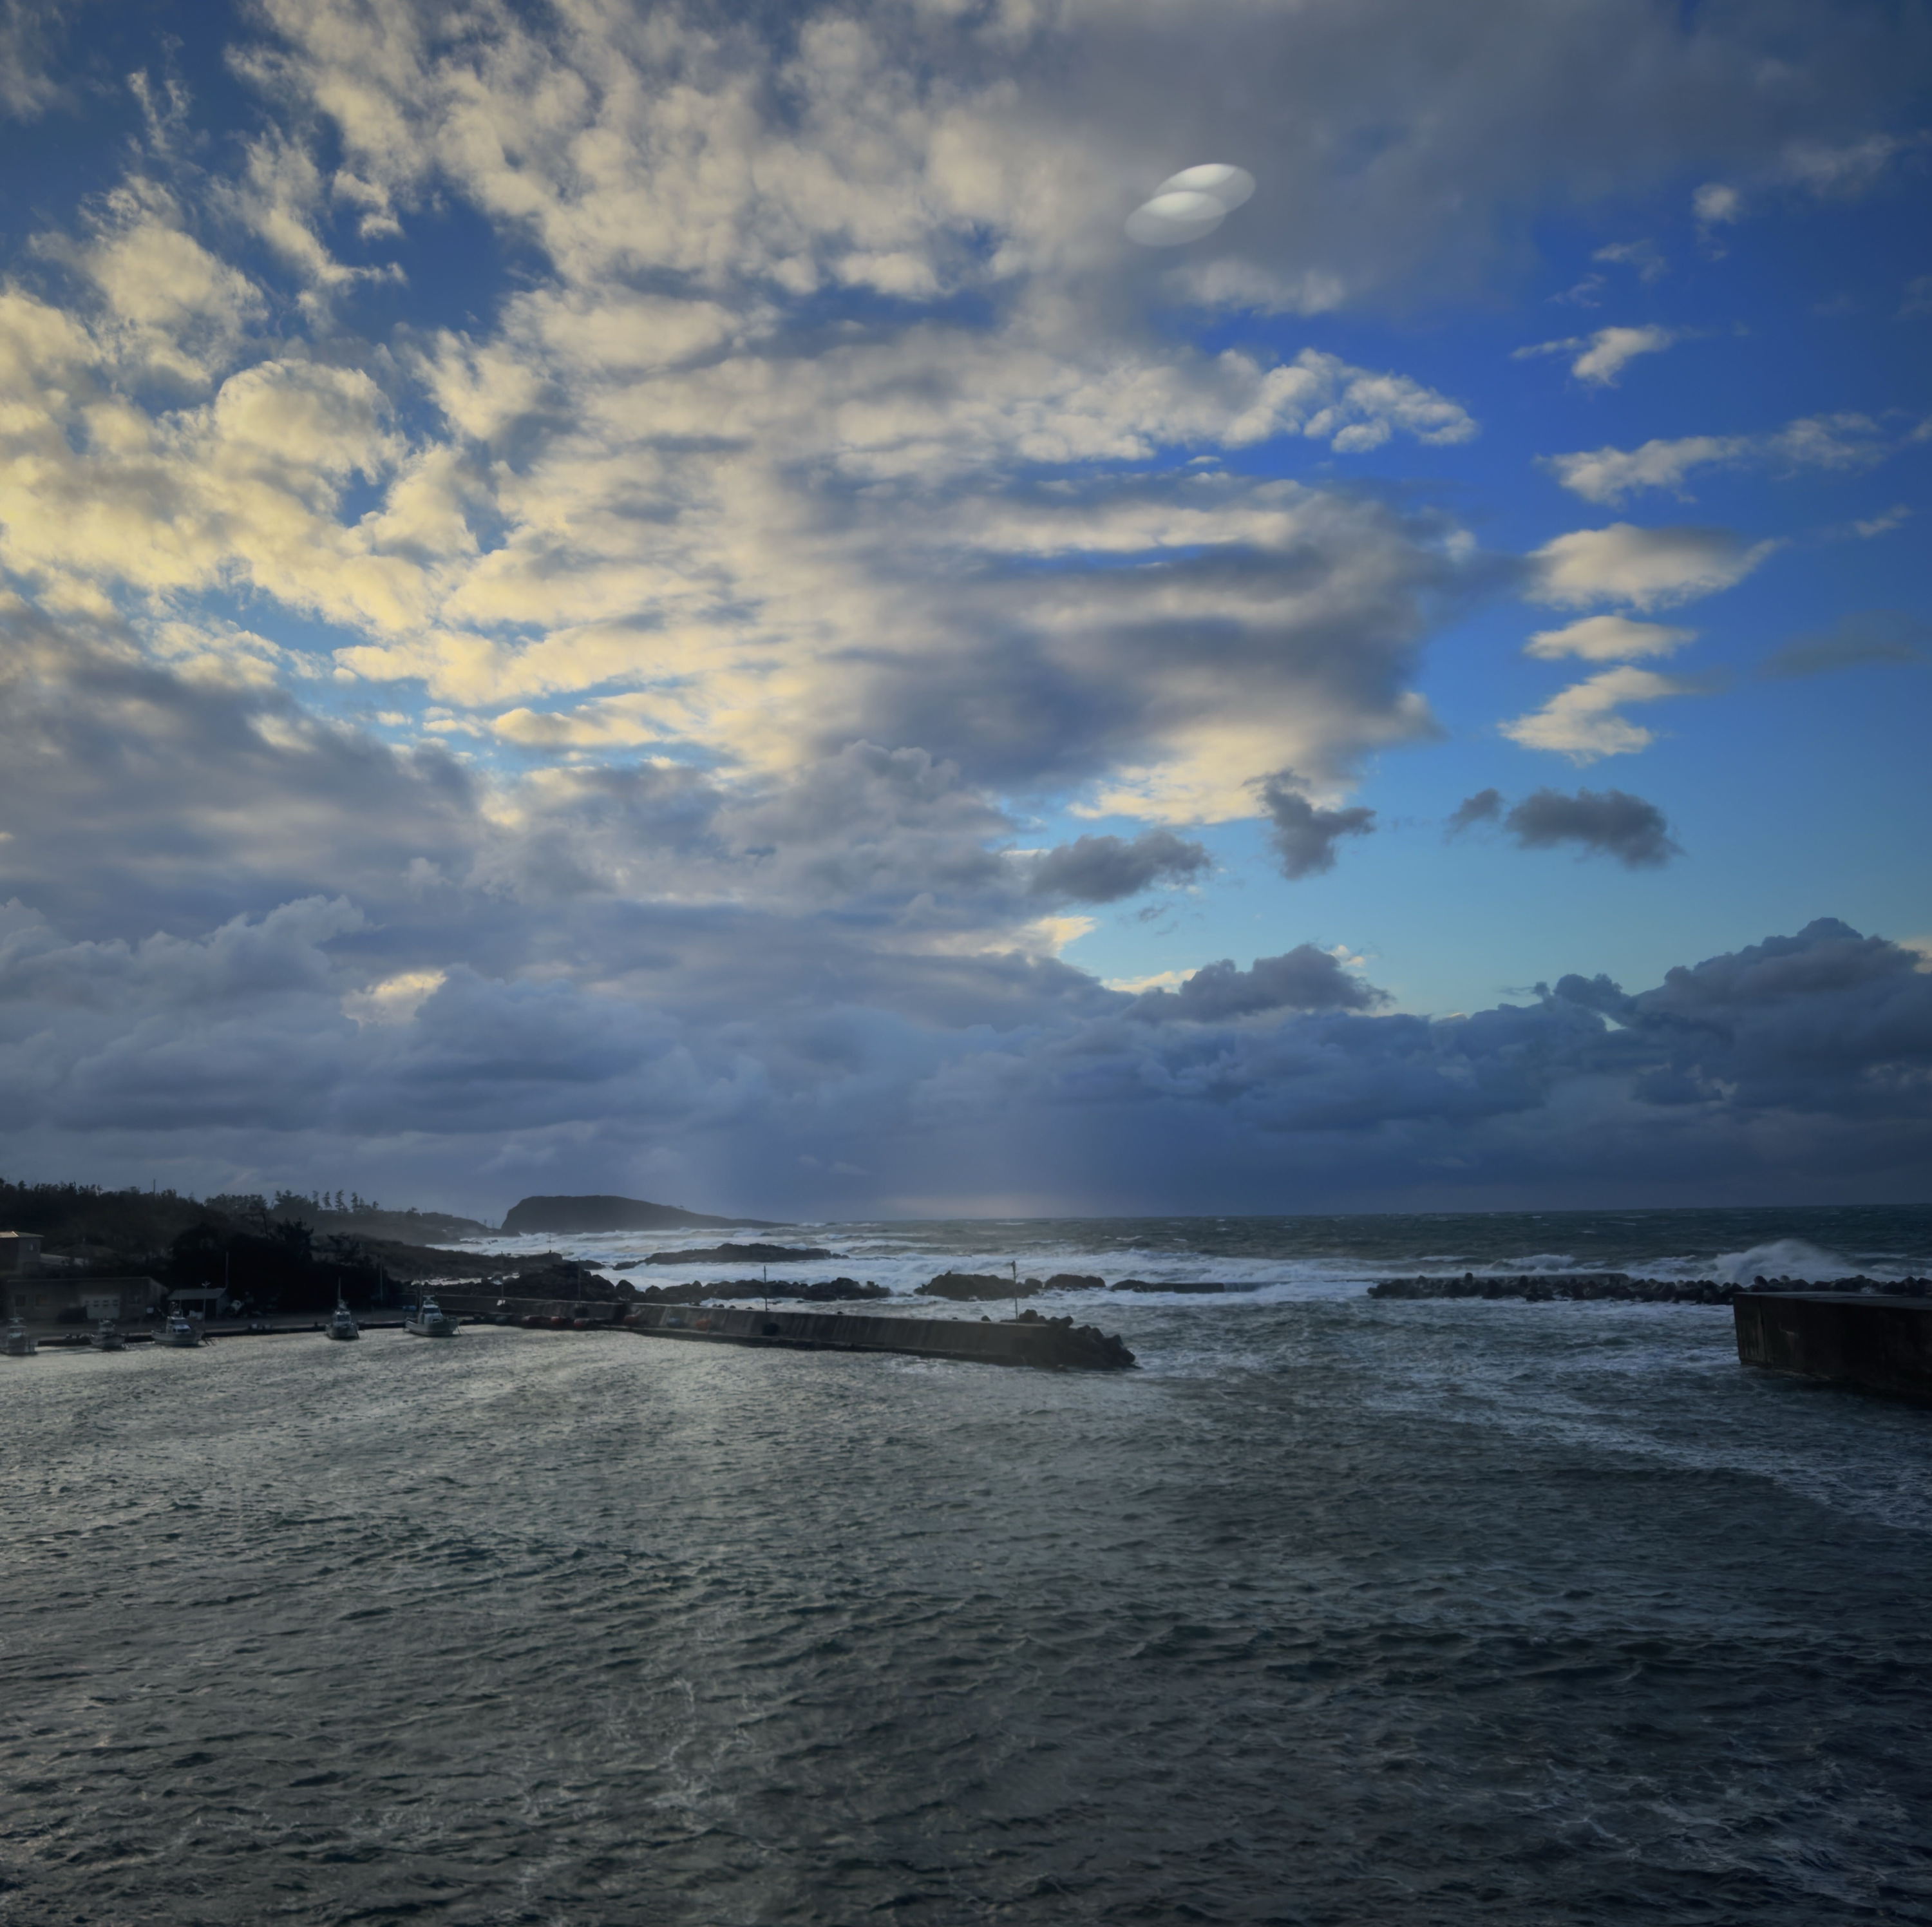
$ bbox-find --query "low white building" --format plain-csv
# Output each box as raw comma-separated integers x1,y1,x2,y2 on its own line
167,1287,231,1318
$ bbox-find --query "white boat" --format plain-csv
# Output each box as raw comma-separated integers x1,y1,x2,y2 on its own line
404,1295,459,1338
90,1320,127,1351
155,1311,203,1348
325,1298,361,1341
5,1316,37,1358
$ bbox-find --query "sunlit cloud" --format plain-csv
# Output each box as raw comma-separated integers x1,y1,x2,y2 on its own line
1501,666,1696,760
1545,413,1897,504
1524,616,1696,662
1528,524,1777,610
0,0,1924,1209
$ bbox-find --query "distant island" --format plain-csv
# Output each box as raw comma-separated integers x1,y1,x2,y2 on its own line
501,1194,781,1235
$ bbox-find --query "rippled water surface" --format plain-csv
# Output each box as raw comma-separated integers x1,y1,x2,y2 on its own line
5,1289,1931,1924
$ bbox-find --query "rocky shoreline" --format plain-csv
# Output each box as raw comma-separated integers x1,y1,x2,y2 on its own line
1368,1272,1932,1304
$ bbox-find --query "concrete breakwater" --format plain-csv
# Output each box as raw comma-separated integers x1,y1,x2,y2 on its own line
627,1300,1135,1371
916,1271,1261,1301
430,1291,1134,1369
1735,1293,1932,1403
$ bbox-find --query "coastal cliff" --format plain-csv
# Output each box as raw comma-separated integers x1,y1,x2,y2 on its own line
500,1194,779,1234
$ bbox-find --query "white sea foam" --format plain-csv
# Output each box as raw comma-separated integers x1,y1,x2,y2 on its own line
1712,1237,1858,1285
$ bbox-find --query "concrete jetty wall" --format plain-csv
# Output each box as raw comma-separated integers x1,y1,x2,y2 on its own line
431,1289,1134,1368
1734,1293,1932,1402
628,1300,1135,1370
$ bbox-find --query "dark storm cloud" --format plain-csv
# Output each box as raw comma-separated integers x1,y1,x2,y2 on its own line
1030,830,1211,904
1257,774,1376,879
895,918,1932,1209
1446,788,1503,835
1128,948,1389,1021
1502,788,1680,868
1053,0,1931,308
1547,920,1932,1122
3,893,1927,1211
1758,610,1927,679
1448,785,1680,867
0,612,482,940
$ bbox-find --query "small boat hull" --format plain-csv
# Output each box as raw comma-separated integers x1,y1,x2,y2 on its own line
5,1320,37,1358
404,1298,459,1338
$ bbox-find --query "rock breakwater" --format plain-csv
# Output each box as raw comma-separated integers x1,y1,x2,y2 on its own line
636,1278,887,1305
918,1272,1041,1302
1369,1272,1932,1304
643,1242,837,1266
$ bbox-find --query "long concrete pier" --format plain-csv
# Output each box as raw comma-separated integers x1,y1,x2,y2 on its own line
1734,1292,1932,1403
624,1300,1136,1370
428,1288,1135,1369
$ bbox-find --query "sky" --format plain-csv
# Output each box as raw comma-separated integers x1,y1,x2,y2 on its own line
0,0,1927,1222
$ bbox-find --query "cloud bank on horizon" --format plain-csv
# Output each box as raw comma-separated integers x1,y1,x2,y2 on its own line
0,0,1925,1216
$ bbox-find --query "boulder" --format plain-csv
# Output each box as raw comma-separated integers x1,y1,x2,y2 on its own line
918,1271,1041,1302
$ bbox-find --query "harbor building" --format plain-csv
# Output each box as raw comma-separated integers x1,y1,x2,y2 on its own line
5,1274,163,1324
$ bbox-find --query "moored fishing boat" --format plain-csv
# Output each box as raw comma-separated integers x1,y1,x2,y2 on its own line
404,1295,459,1338
90,1320,127,1351
5,1315,37,1357
325,1297,361,1341
155,1311,203,1348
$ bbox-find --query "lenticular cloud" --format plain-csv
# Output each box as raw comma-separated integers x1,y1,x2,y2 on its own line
1125,164,1256,245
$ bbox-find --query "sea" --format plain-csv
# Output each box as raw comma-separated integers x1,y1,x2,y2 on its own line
3,1204,1929,1926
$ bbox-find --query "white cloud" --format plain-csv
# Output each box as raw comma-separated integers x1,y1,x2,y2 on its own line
1223,348,1476,450
1528,523,1776,610
1523,616,1696,662
36,178,264,387
1852,504,1910,538
1693,182,1743,227
1514,325,1677,387
1592,239,1665,283
1164,259,1347,316
1501,666,1694,761
0,0,1913,941
1781,133,1928,198
1545,413,1893,504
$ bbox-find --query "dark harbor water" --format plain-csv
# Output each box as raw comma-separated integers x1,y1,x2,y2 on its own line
5,1208,1931,1924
